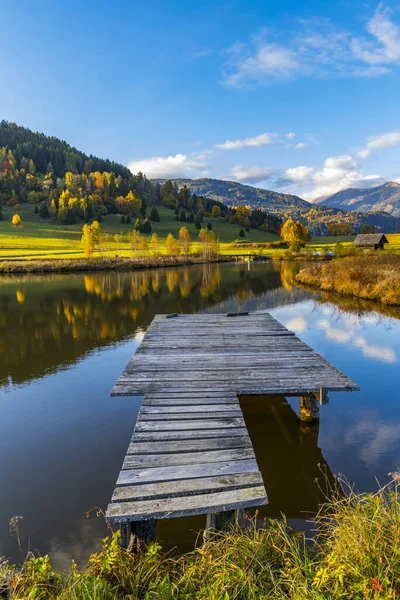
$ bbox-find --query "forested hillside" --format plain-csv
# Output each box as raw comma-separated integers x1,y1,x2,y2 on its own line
0,122,282,235
1,121,398,235
153,178,310,211
155,177,399,234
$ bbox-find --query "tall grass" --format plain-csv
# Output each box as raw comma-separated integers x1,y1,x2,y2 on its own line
1,478,400,599
297,252,400,305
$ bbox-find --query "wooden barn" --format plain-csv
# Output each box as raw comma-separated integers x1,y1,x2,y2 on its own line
354,233,388,250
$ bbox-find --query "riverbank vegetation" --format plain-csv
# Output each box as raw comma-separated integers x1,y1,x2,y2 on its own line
297,252,400,305
1,477,399,599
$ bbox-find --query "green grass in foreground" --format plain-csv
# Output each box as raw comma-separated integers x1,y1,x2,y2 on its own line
1,477,399,599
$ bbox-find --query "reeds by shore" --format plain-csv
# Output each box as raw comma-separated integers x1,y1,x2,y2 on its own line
1,477,399,599
296,252,400,306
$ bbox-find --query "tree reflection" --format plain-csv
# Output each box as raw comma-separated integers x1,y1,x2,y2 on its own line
1,263,309,387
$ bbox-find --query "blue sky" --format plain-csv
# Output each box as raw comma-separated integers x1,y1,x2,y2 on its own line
2,0,400,200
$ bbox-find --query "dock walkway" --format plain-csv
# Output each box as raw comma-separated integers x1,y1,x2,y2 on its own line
107,313,358,545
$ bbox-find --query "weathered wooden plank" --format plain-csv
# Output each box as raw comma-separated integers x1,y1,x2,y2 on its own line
134,418,245,431
123,447,255,469
112,472,263,502
117,458,260,486
130,428,249,441
107,486,268,522
138,411,243,421
127,437,252,454
140,404,240,414
143,397,239,405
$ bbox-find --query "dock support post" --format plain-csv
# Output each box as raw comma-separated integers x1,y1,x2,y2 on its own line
205,509,244,539
120,519,156,551
299,395,320,422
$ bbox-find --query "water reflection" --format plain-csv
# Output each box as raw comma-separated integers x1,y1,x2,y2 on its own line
240,395,335,519
1,262,400,567
0,263,309,388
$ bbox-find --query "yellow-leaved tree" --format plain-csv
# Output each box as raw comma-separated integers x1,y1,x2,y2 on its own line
280,219,309,250
81,221,102,258
12,214,22,227
179,226,192,257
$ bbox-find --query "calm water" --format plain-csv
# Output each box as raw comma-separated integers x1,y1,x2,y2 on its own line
1,262,400,568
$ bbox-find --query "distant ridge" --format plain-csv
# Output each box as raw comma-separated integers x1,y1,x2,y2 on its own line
152,177,310,212
317,181,400,217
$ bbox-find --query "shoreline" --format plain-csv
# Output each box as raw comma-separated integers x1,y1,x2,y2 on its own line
296,253,400,306
0,255,237,274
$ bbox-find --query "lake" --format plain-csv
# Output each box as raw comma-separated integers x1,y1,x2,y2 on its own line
1,261,400,569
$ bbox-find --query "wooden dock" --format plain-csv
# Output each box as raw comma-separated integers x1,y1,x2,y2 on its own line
107,312,358,546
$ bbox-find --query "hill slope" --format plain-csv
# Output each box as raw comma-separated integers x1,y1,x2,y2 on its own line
153,178,310,212
0,120,131,179
318,182,400,217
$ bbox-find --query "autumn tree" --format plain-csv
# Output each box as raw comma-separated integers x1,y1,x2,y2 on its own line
328,223,353,236
280,219,309,248
12,213,22,226
199,228,220,259
231,206,250,228
150,232,159,256
211,205,221,218
81,221,102,257
166,233,180,258
179,226,192,257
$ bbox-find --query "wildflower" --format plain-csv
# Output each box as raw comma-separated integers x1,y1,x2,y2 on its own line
371,578,383,592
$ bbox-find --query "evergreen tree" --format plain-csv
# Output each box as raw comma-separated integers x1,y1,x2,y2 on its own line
142,218,152,234
239,228,245,238
120,215,126,224
150,207,160,222
195,216,201,230
207,221,212,231
39,202,49,219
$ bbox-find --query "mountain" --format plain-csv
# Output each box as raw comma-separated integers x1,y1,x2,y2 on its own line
153,177,399,234
152,178,310,212
317,182,400,217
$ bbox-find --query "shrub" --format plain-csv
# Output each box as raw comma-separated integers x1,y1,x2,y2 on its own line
12,213,22,226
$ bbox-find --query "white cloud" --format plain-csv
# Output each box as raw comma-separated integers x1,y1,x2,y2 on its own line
299,154,384,201
223,41,299,87
358,130,400,158
216,132,278,150
293,142,307,150
286,132,296,139
128,153,208,179
192,49,211,58
285,316,308,333
285,165,314,182
352,3,400,65
228,165,277,183
222,3,400,87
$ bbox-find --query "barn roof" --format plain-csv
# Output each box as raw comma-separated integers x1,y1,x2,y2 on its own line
354,233,389,246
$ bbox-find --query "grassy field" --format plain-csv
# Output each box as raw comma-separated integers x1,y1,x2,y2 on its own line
1,205,400,261
0,205,280,260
